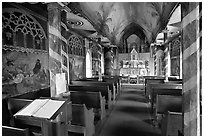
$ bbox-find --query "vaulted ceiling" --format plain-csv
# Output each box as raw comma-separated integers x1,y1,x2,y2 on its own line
67,2,179,46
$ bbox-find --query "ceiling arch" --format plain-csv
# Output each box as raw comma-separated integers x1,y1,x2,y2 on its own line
67,2,179,46
120,22,146,43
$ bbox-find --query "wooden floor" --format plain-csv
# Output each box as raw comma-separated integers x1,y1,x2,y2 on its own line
95,84,161,136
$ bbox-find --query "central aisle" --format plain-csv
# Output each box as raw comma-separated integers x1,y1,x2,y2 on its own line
97,84,161,136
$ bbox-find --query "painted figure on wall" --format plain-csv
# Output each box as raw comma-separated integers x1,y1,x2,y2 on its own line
2,50,49,96
69,56,85,81
33,59,41,74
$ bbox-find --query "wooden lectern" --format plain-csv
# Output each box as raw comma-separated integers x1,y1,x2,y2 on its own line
14,98,72,136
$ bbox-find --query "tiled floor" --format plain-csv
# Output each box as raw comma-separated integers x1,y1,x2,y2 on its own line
96,84,161,136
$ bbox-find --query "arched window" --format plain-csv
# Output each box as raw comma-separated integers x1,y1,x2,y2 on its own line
2,8,47,53
67,35,83,56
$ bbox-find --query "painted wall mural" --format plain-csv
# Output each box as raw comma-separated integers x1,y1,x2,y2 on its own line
2,5,49,97
69,55,85,81
67,34,85,81
2,50,49,95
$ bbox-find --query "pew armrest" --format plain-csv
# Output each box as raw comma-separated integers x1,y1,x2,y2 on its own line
108,90,112,109
85,108,95,136
100,96,106,120
161,111,182,136
69,104,95,136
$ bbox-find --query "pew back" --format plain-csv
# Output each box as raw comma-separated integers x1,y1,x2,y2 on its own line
69,85,111,108
145,78,164,98
71,81,115,100
151,88,182,110
70,91,103,108
150,83,182,109
70,91,106,121
156,95,182,114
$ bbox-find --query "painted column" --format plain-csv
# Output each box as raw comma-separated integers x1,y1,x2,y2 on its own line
156,48,164,76
104,46,114,76
163,29,169,78
114,47,120,76
101,47,104,75
181,2,201,135
85,38,92,78
47,3,62,97
164,43,170,77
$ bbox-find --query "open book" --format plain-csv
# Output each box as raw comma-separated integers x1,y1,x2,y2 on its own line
14,99,65,119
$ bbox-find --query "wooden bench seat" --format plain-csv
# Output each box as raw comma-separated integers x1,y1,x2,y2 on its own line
68,104,95,136
69,91,106,123
69,85,112,108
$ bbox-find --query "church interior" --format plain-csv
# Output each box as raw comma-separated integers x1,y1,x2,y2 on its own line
1,2,202,136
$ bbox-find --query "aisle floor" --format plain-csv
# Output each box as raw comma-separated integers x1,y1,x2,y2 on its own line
96,84,161,136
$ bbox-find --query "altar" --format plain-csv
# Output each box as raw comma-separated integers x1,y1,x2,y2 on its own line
119,47,150,84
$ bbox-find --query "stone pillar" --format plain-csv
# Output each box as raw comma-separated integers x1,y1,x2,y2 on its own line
181,2,201,135
47,3,62,97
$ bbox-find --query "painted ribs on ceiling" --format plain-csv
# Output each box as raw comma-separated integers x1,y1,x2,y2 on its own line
70,2,178,45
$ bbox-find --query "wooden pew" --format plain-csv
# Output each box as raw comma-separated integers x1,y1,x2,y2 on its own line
161,111,182,136
2,98,12,126
2,126,30,136
144,77,165,99
69,91,106,123
2,98,32,136
76,78,119,97
100,76,120,96
149,83,182,110
154,95,182,130
103,77,120,97
69,85,112,109
71,80,116,101
68,104,95,136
